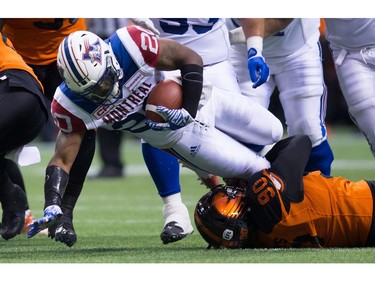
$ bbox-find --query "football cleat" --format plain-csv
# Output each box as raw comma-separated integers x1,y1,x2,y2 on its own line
1,210,25,240
161,202,194,244
48,216,77,247
160,221,194,244
1,184,27,240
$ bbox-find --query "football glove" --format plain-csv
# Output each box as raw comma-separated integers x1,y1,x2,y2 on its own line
146,106,194,131
27,205,63,238
247,47,269,88
130,18,160,36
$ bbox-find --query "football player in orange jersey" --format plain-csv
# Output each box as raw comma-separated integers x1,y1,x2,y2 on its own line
0,30,49,240
195,135,375,248
1,19,96,246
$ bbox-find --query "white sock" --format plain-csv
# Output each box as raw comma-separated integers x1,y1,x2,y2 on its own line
162,193,182,205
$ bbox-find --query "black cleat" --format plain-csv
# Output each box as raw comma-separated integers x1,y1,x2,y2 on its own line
48,218,77,247
160,221,194,245
1,211,25,240
89,166,123,179
1,184,27,240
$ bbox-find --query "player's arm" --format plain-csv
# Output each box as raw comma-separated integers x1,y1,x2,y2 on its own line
239,18,269,88
48,130,85,173
155,38,203,119
230,18,293,45
245,135,312,233
246,169,285,233
28,130,85,238
43,130,84,210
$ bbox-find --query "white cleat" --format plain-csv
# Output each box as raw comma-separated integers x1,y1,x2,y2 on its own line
161,203,194,244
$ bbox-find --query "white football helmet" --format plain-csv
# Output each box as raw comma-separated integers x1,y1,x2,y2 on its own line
57,30,123,104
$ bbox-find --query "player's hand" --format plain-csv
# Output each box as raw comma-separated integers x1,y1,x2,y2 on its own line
27,205,63,238
146,106,194,131
130,18,160,36
247,47,269,88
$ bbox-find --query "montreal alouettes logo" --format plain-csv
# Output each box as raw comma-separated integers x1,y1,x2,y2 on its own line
82,38,102,64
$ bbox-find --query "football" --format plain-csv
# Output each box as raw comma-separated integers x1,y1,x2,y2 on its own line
145,79,183,123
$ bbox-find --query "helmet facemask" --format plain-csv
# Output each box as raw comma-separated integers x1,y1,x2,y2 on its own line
57,31,123,106
80,54,123,105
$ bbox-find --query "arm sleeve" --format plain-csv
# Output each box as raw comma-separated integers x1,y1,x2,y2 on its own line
180,64,203,118
265,135,312,202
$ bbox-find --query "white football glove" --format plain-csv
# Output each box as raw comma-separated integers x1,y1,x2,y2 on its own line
130,18,160,36
146,106,194,131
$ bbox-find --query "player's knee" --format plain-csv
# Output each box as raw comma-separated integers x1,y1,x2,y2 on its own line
271,119,284,143
288,117,328,146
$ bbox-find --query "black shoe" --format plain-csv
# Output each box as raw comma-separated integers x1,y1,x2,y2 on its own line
48,216,77,247
1,211,25,240
160,221,194,245
90,166,123,179
1,184,27,240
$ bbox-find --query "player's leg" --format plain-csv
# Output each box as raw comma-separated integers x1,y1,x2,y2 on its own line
4,159,37,234
167,121,271,180
0,86,46,240
333,49,375,156
275,41,334,175
93,128,124,178
142,141,193,244
205,86,283,147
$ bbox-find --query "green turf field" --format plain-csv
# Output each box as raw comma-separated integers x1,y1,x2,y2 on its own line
1,126,375,267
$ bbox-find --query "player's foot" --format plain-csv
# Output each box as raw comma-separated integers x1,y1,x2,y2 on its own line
1,210,25,240
1,184,27,240
161,202,194,244
89,166,123,179
48,215,77,247
160,221,194,244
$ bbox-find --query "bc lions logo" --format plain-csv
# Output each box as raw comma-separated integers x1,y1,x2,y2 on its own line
82,38,102,64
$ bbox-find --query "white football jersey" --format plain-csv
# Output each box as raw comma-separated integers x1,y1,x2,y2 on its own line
325,18,375,50
150,18,231,65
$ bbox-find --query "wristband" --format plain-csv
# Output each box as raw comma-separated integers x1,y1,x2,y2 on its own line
246,36,263,51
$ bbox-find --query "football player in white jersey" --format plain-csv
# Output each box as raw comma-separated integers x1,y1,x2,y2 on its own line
27,26,283,240
133,18,246,244
226,18,334,175
324,18,375,157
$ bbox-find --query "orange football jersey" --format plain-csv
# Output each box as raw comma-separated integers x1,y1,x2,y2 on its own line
252,171,374,248
0,33,42,90
2,18,86,65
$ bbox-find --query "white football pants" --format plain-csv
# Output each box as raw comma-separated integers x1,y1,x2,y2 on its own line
331,46,375,156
